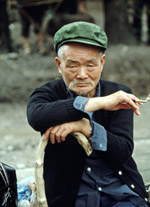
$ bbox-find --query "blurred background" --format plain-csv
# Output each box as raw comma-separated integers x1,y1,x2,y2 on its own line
0,0,150,183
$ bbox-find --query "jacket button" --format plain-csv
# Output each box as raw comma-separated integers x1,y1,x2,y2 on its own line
87,167,91,173
100,144,103,148
131,184,135,189
118,171,122,175
98,187,102,191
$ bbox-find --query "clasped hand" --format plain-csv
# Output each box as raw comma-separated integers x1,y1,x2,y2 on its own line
43,118,91,144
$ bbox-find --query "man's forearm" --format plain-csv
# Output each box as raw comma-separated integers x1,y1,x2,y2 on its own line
84,90,142,115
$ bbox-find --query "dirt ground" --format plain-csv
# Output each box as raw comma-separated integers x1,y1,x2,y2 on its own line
0,1,150,184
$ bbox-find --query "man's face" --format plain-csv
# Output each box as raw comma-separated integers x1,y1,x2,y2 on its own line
55,43,106,97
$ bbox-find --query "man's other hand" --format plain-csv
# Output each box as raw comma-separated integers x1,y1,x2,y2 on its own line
43,118,91,144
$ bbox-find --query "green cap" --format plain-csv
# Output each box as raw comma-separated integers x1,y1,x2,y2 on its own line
54,21,108,52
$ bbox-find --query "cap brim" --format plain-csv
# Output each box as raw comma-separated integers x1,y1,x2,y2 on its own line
57,38,106,52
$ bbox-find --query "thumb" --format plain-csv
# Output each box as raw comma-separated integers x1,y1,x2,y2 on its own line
42,128,51,140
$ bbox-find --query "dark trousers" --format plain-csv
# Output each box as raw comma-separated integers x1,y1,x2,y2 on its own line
101,194,137,207
19,5,47,37
0,1,12,52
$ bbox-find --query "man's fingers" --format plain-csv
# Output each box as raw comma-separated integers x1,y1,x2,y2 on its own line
43,127,58,144
49,125,66,144
128,98,141,115
60,130,68,141
43,125,68,144
54,126,70,143
120,93,141,115
134,107,141,116
49,127,59,144
43,128,51,140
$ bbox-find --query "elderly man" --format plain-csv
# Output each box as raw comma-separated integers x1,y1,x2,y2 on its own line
27,21,148,207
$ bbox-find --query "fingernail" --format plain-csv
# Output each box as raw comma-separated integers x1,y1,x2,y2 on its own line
138,111,141,116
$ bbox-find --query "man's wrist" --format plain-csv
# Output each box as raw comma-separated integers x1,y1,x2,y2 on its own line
86,126,93,139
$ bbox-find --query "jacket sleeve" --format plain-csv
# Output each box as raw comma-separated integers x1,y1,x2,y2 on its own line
97,82,134,168
105,108,134,168
26,83,87,133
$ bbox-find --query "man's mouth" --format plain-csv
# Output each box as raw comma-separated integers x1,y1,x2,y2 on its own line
68,81,93,91
76,83,90,87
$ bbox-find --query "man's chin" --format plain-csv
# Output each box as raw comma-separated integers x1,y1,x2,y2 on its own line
73,89,90,97
77,92,89,97
69,85,94,97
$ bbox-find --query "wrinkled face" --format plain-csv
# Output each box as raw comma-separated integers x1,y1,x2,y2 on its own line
55,43,106,97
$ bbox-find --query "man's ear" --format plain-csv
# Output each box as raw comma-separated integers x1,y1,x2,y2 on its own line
55,57,62,74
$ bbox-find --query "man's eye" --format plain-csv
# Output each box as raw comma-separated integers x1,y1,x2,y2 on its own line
87,64,95,67
68,65,79,70
70,65,77,68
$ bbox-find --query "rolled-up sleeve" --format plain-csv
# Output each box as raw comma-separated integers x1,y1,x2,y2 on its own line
91,121,107,151
73,96,107,151
73,96,93,118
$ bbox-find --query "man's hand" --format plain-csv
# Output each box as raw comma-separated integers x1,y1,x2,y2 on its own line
85,90,142,116
43,118,91,144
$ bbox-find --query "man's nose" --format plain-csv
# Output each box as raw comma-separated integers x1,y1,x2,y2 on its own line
76,67,88,79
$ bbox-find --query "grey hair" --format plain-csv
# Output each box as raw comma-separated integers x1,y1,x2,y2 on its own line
57,43,105,58
57,44,69,59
